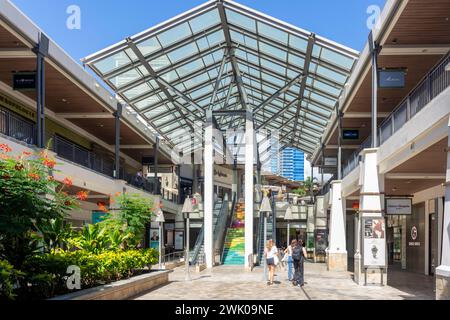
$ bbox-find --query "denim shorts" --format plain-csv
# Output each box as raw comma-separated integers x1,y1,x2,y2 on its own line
267,258,275,265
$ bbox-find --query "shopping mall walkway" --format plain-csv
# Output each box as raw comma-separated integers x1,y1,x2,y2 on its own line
132,262,435,300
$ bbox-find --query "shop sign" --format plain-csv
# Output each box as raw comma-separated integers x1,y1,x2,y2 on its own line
343,129,359,140
378,69,405,88
324,157,337,167
363,218,386,267
13,72,36,91
386,198,412,215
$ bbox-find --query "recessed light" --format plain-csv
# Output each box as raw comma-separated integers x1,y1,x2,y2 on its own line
62,98,67,102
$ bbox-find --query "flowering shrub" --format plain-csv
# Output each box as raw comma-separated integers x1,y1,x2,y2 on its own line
23,249,158,299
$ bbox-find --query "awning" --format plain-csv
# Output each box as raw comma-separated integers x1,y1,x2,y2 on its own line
83,0,358,156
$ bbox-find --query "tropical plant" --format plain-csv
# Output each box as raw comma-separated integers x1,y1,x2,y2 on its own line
101,193,155,248
34,218,73,252
0,259,24,301
68,223,111,254
0,144,81,268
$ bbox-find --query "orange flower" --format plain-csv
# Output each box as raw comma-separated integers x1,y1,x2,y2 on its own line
63,177,73,187
0,144,12,153
76,191,89,201
97,203,108,212
22,151,32,157
115,192,121,197
43,158,56,169
28,173,40,181
47,176,55,182
0,154,9,160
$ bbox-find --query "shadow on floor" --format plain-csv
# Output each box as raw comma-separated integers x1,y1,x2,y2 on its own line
386,264,435,300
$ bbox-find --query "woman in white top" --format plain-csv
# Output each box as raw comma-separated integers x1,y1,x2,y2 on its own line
284,239,297,281
264,239,278,285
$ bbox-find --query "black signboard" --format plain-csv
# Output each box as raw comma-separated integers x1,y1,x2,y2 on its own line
13,72,36,91
343,129,359,140
378,69,405,88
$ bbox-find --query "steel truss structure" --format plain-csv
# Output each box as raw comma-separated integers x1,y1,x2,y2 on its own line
83,0,358,156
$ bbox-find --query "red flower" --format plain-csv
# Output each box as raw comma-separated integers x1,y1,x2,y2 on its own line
0,144,12,153
22,151,32,157
63,177,73,187
28,173,40,181
76,191,88,201
43,158,56,169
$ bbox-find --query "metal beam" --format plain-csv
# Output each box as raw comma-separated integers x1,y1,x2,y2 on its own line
291,33,316,146
0,48,34,58
255,97,298,130
218,1,249,110
57,113,114,119
343,112,391,118
126,38,205,121
253,73,304,114
209,51,229,110
114,103,122,179
385,173,446,180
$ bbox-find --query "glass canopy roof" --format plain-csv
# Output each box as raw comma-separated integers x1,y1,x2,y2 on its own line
83,0,359,156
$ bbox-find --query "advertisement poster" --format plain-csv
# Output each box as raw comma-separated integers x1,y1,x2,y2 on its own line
315,229,328,254
150,228,159,250
175,231,184,251
363,218,386,267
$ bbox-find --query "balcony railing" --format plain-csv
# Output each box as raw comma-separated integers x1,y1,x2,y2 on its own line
0,108,36,145
343,52,450,177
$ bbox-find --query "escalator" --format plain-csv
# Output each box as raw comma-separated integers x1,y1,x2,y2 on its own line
190,198,229,265
257,211,274,265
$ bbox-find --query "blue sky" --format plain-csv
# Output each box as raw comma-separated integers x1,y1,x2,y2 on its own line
11,0,386,63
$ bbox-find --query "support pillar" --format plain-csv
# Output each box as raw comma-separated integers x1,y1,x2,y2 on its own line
232,161,238,201
35,33,49,149
355,148,386,285
436,117,450,299
114,103,122,179
327,180,347,271
204,111,214,269
153,136,159,194
244,110,254,269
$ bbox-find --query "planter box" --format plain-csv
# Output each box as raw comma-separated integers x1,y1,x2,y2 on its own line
50,270,172,300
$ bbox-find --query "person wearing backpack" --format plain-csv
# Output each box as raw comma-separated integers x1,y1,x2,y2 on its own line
292,239,307,287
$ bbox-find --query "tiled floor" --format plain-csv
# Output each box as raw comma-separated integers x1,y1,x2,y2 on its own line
133,262,435,300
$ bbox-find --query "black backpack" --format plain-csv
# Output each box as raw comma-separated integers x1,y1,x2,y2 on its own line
292,245,302,260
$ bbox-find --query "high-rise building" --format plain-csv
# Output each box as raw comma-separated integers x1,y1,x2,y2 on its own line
280,148,305,181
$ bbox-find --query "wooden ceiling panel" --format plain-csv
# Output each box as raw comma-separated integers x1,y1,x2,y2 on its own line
0,24,28,48
386,0,450,45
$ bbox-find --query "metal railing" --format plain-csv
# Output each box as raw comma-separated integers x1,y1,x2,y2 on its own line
0,108,36,145
343,52,450,177
162,250,185,265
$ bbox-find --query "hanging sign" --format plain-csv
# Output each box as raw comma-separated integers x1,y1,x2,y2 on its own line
363,218,386,267
378,69,405,88
386,198,412,215
343,129,359,140
13,72,36,91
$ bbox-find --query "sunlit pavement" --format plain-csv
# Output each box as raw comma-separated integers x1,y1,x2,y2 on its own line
132,262,434,300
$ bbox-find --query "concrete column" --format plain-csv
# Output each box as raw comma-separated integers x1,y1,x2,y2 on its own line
204,112,214,269
244,111,254,269
436,117,450,299
232,164,238,200
356,148,386,285
327,180,347,271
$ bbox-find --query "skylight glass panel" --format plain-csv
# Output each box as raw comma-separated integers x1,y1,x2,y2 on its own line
260,58,286,76
123,83,152,100
167,43,198,64
136,37,161,57
153,115,176,126
257,21,288,45
189,9,220,34
149,55,171,71
259,42,287,60
235,49,259,65
160,70,179,83
176,58,204,77
320,48,355,70
184,73,210,90
311,79,341,97
109,68,141,88
135,95,161,110
206,30,225,46
144,106,170,118
316,66,347,84
288,53,305,69
226,9,256,32
157,22,192,47
289,35,308,53
262,72,285,88
94,51,131,75
189,85,214,100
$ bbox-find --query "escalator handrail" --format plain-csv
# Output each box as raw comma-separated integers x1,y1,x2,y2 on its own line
213,198,230,264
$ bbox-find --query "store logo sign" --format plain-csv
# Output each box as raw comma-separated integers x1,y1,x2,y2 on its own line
411,226,418,241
